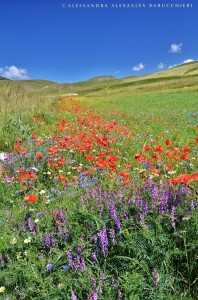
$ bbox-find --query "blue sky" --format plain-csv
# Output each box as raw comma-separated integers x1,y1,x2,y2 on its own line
0,0,197,82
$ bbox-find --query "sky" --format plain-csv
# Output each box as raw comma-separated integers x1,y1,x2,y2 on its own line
0,0,198,82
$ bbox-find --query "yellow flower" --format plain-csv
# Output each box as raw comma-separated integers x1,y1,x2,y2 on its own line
0,286,5,293
34,219,39,223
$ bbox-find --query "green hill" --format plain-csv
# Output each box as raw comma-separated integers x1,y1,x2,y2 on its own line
0,61,198,99
0,76,8,80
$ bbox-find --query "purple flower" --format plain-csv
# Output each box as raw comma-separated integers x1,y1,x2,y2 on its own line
66,250,73,264
170,206,175,228
92,252,97,264
46,263,53,271
152,185,158,198
80,257,87,272
91,291,98,300
98,225,108,257
190,200,195,210
136,196,142,209
109,204,121,231
71,291,78,300
153,268,159,286
109,228,116,245
93,277,97,288
117,289,122,300
76,245,82,256
143,201,149,215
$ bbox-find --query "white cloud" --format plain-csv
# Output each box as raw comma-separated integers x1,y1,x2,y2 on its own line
183,58,195,64
133,62,145,72
0,65,30,80
158,62,166,69
168,58,195,69
169,43,183,53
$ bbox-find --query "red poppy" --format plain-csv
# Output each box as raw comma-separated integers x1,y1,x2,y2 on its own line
183,146,190,152
154,145,163,153
166,139,172,146
181,152,188,160
36,153,43,159
25,194,38,203
166,164,173,169
143,145,150,151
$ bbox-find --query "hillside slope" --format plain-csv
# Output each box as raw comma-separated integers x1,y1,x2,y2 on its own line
0,61,197,98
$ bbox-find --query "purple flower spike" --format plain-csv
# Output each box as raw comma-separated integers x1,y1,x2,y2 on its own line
71,291,78,300
98,225,108,257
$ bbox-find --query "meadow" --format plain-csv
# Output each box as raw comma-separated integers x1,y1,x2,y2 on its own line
0,75,198,299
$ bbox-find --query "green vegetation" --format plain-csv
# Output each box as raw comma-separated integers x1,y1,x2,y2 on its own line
0,63,197,299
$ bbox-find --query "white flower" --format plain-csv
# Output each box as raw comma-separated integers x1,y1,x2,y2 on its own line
0,286,5,293
58,283,64,289
34,219,39,223
10,238,17,245
24,237,31,244
40,190,46,195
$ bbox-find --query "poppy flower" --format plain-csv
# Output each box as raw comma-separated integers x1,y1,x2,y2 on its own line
181,152,188,160
25,194,38,203
183,146,190,152
36,153,43,159
118,172,130,179
143,145,150,151
166,139,172,146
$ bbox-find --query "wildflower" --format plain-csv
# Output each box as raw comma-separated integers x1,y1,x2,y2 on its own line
143,145,150,151
10,238,17,245
24,194,38,203
166,139,172,146
98,225,108,257
39,190,46,195
170,206,175,228
0,286,5,293
71,291,78,300
92,291,98,300
109,228,116,245
24,237,31,244
58,283,64,289
153,268,160,286
62,265,69,271
34,218,39,223
92,252,97,264
46,263,53,271
35,153,43,159
117,290,122,300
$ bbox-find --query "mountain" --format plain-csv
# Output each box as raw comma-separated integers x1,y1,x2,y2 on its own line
0,61,198,97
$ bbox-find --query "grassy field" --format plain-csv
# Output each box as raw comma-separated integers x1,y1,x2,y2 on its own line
0,66,198,299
